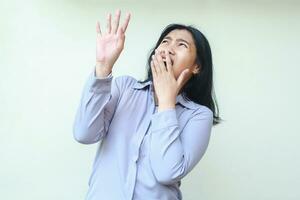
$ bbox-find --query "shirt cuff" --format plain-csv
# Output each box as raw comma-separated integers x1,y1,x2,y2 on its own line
89,69,113,94
94,70,113,79
151,109,178,132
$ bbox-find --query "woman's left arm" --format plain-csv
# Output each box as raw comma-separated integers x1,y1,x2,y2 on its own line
149,107,213,185
149,49,213,185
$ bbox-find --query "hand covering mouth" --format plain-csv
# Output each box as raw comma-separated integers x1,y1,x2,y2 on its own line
162,57,174,66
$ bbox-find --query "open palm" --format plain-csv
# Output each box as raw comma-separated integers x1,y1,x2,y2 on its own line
96,9,131,69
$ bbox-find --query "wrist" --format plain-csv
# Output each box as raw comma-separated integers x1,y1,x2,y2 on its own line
95,62,112,78
95,61,113,69
157,103,175,112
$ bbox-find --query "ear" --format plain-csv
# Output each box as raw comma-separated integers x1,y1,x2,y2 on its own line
192,65,200,75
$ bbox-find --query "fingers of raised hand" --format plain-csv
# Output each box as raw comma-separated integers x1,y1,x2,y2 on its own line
117,12,131,36
106,13,112,34
112,9,121,34
96,21,102,36
98,10,130,36
121,12,131,33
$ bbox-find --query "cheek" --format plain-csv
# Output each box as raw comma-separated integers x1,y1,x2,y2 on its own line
173,57,195,78
175,54,194,69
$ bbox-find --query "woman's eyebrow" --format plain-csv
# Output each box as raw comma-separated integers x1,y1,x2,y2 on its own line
164,36,190,45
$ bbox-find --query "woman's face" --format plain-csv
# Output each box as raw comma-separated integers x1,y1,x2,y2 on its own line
155,29,199,80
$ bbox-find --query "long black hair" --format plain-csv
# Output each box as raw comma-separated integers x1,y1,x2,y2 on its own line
141,24,221,125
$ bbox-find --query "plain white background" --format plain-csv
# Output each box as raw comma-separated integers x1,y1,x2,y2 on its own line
0,0,299,199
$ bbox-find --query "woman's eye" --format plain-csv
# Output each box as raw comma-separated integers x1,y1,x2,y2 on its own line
179,43,188,48
162,40,168,44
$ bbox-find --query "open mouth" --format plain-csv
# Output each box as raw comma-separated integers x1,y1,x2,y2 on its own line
162,58,173,66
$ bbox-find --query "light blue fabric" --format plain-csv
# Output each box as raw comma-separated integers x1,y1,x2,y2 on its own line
73,68,213,200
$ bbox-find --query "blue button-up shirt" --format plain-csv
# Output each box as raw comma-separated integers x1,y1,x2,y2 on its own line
73,69,213,200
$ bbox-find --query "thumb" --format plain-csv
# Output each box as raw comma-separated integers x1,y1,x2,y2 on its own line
177,68,190,88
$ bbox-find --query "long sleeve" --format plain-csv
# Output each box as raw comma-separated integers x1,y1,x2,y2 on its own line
73,70,120,144
149,108,213,185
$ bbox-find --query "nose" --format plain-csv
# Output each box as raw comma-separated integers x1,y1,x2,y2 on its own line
167,48,175,55
159,47,175,57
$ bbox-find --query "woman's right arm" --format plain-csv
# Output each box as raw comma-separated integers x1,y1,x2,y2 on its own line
73,70,118,144
73,9,130,144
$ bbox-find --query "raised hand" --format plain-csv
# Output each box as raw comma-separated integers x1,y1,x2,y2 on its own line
95,9,131,77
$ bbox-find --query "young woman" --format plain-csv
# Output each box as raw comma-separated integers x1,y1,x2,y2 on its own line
73,9,220,200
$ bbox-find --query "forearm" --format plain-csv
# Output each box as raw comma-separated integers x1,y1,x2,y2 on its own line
149,109,185,184
73,71,115,144
149,108,213,185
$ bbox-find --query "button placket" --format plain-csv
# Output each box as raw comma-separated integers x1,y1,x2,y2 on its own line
129,87,157,199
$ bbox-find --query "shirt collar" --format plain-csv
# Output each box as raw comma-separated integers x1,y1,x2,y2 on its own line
132,80,152,90
132,80,199,110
